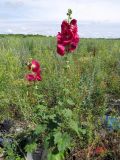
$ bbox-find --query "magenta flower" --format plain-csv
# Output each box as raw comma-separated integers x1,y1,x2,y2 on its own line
26,59,42,82
26,74,36,81
57,44,65,56
57,18,79,56
28,60,41,73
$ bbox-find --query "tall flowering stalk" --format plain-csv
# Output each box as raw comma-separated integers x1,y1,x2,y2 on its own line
57,9,80,56
25,59,42,104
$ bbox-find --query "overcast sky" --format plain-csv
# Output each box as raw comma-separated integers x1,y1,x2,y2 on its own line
1,0,120,22
0,0,120,36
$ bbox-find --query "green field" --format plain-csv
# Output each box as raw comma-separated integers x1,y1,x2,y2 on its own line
0,35,120,160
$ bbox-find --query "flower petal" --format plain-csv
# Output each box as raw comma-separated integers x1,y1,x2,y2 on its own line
26,74,35,81
57,44,65,56
31,60,40,73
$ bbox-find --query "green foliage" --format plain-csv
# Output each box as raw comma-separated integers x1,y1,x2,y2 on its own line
0,35,119,159
25,142,37,153
3,139,24,160
54,131,71,152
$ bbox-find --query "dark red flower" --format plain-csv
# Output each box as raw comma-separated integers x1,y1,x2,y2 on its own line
69,42,77,52
70,19,78,33
26,59,42,82
57,44,65,56
57,32,62,44
70,19,77,26
35,72,42,81
27,60,40,73
61,20,70,34
62,30,74,46
73,34,80,44
31,60,40,73
57,18,79,56
26,74,36,81
95,147,107,155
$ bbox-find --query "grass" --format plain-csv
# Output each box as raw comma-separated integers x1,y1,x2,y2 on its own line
0,35,120,160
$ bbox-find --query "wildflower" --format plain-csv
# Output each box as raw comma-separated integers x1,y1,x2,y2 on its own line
35,72,42,81
26,73,36,81
95,147,107,155
27,60,41,73
57,10,79,56
57,44,65,56
26,59,42,82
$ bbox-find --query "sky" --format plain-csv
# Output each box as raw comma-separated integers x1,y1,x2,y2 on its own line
0,0,120,37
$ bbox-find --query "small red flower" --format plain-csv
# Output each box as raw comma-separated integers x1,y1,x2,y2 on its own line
28,60,40,73
35,72,42,81
95,147,107,155
26,59,42,82
26,74,36,81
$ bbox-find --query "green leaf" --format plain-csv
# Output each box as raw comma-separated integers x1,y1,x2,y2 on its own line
58,101,63,106
36,104,46,110
62,108,72,118
63,88,70,94
25,142,37,153
79,128,86,135
67,99,75,106
54,131,71,152
33,94,44,98
35,124,46,135
69,120,80,137
54,131,62,144
48,152,64,160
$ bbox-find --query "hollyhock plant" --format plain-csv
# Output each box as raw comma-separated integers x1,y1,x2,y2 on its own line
57,9,80,56
27,59,41,73
26,59,42,82
26,74,36,81
35,72,42,81
26,72,42,82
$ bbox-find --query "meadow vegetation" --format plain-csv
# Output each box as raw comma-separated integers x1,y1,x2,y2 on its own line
0,35,119,160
